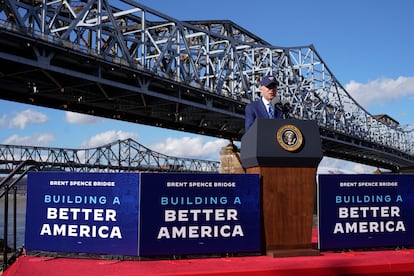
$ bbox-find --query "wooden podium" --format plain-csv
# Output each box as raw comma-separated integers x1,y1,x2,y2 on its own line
240,119,323,257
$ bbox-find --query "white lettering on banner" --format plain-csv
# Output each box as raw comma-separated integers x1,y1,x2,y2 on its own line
49,180,115,187
164,209,238,222
333,205,406,234
166,181,236,188
189,182,213,187
157,208,243,240
40,224,122,239
167,181,188,187
49,180,69,186
157,225,244,239
333,221,406,233
338,206,400,218
92,181,115,187
46,207,117,221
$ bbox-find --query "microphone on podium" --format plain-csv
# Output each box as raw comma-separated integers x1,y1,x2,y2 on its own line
271,97,291,119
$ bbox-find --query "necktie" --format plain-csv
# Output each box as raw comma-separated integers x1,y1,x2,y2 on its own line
268,104,274,118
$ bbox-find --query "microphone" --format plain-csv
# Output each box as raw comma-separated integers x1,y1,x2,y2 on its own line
271,97,291,118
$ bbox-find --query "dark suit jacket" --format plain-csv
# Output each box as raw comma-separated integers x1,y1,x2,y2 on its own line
245,98,283,132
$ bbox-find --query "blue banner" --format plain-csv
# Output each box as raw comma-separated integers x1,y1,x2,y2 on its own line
318,174,414,250
25,172,139,256
139,173,261,256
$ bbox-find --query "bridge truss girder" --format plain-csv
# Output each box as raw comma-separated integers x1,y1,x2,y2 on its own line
0,0,414,171
0,138,220,173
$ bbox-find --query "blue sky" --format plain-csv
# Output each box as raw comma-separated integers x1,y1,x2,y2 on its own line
1,0,414,173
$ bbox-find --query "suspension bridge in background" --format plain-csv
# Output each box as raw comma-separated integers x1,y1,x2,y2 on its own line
1,0,414,173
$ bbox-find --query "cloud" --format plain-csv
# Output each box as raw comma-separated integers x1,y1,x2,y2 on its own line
80,130,138,148
65,111,102,124
150,137,229,160
318,157,379,174
3,133,55,146
0,114,6,127
8,109,48,129
345,76,414,108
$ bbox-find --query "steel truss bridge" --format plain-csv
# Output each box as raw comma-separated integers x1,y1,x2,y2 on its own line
0,138,220,173
0,0,414,172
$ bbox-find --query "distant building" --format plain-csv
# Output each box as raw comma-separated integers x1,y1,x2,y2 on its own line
373,114,399,127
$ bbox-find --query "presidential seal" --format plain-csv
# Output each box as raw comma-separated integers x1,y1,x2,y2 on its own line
276,124,303,152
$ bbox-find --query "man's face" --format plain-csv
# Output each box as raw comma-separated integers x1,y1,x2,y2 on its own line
260,83,277,101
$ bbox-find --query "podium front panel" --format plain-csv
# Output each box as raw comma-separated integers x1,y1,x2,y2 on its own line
240,119,323,168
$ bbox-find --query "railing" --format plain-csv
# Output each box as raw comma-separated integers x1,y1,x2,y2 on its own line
1,160,39,272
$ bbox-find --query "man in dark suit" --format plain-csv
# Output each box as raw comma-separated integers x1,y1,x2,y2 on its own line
245,75,284,131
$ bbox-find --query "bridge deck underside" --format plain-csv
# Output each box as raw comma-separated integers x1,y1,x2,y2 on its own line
321,128,414,172
0,31,245,141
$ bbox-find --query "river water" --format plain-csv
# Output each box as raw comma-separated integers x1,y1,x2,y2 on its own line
0,195,26,249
